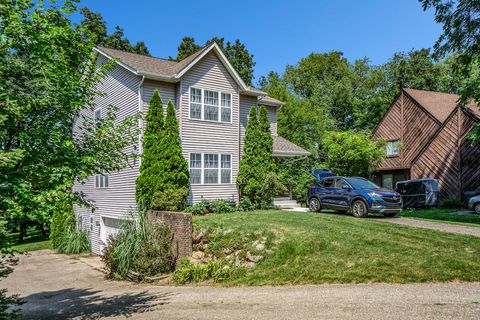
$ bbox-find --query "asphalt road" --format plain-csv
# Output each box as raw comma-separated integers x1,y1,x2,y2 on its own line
3,250,480,320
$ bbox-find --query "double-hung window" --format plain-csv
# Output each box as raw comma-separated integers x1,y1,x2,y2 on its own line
189,88,232,123
221,155,231,183
221,93,231,122
189,153,232,184
95,169,109,188
204,90,219,121
204,154,219,184
189,154,202,184
190,88,202,119
94,108,101,126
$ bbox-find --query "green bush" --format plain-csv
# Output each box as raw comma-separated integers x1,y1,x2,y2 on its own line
50,209,74,249
172,259,231,285
102,212,175,280
209,199,235,214
151,188,189,211
56,222,90,254
184,203,207,215
439,196,462,209
237,197,255,211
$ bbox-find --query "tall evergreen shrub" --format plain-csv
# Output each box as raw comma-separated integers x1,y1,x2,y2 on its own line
136,91,189,210
238,107,282,208
135,89,165,207
152,101,190,210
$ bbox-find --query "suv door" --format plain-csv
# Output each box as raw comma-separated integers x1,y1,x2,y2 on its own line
333,178,352,209
318,178,336,209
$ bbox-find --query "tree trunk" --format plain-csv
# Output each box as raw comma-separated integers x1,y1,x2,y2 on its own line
18,221,27,242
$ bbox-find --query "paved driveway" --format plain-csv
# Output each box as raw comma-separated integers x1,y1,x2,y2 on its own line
3,250,480,320
370,216,480,237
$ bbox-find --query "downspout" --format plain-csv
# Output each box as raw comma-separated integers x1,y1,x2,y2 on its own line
137,75,145,167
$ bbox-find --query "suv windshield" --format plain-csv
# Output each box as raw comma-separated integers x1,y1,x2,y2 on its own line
346,178,379,190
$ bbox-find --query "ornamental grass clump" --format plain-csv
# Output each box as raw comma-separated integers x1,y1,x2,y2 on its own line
102,211,175,281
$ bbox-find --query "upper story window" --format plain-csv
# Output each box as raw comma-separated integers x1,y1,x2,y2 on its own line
189,153,232,185
189,87,232,123
386,140,400,157
94,108,101,125
95,169,109,188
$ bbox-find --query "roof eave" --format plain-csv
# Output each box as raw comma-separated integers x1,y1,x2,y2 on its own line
94,47,139,76
273,151,311,157
138,71,178,82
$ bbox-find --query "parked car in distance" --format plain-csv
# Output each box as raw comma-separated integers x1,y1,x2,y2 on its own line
468,195,480,214
307,176,403,218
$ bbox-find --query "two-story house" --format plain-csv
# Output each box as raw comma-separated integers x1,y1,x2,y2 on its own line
73,42,309,254
372,88,480,200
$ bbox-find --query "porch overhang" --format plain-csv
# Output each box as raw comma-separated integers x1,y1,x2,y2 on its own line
272,136,310,157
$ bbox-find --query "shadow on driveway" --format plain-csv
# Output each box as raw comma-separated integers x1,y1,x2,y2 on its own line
22,287,174,320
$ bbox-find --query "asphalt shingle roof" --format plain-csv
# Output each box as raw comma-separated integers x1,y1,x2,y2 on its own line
97,46,209,77
404,88,479,122
273,136,310,156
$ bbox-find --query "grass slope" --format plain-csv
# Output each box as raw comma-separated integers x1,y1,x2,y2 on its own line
400,208,480,228
194,210,480,286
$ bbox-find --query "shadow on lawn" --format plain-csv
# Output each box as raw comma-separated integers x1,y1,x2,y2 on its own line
21,287,174,320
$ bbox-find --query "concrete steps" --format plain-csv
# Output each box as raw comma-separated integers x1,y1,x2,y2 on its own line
274,197,303,210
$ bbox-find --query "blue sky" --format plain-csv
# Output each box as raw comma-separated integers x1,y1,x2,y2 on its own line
75,0,441,85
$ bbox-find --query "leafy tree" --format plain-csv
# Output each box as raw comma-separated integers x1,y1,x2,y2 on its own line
170,36,256,85
318,131,385,177
80,7,107,44
0,0,140,241
420,0,480,143
80,7,151,56
136,92,189,209
170,37,201,61
136,90,165,206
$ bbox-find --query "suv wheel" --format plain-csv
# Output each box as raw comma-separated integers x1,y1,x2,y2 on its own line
309,197,321,212
351,200,368,218
474,202,480,215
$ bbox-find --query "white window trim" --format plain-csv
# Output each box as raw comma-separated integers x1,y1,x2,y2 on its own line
189,87,233,124
94,108,101,124
386,140,400,157
95,169,109,189
189,152,232,185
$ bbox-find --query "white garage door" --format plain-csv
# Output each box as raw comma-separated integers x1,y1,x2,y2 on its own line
101,217,124,244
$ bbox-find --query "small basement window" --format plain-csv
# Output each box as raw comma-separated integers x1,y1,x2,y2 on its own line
386,140,400,157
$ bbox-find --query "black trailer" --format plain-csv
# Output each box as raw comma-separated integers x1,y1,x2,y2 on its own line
395,178,439,208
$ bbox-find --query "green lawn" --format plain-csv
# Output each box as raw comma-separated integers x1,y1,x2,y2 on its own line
193,210,480,286
9,229,52,253
400,208,480,228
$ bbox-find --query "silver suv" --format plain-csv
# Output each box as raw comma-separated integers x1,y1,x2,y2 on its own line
468,195,480,214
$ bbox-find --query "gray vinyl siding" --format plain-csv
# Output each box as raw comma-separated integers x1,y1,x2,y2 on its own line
73,56,141,254
180,51,240,203
141,79,179,123
142,79,176,106
266,105,277,136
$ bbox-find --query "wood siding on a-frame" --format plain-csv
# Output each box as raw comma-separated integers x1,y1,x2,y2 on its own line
373,89,480,199
372,91,440,170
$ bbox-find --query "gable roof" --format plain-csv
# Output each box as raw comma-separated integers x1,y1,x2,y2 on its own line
273,136,310,156
404,88,479,123
94,42,254,93
258,95,284,107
